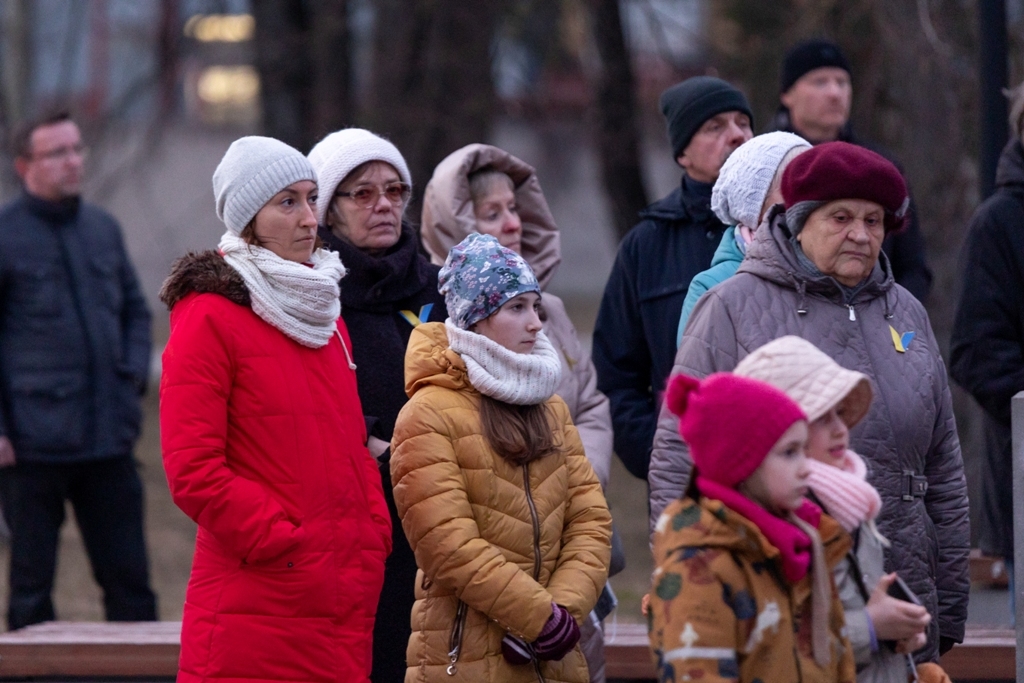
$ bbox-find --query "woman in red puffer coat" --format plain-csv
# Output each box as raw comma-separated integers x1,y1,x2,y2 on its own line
159,136,391,683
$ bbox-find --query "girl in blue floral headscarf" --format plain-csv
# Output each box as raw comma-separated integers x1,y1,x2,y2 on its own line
388,232,612,683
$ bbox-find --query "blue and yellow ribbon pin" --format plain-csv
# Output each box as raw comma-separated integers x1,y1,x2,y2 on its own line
889,325,915,353
399,303,434,328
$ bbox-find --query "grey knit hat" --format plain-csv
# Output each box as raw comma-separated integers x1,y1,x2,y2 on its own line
712,132,810,229
213,136,318,234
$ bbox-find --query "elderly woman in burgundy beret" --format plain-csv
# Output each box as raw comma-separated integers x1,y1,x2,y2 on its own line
648,141,969,665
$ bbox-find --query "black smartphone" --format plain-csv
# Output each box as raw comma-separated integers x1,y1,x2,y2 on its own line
887,574,922,606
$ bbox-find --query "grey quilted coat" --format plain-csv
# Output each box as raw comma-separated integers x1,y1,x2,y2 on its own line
649,207,969,662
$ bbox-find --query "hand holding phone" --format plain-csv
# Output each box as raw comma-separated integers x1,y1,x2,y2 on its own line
867,573,931,644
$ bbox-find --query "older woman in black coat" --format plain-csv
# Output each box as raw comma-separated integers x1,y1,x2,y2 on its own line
308,128,447,683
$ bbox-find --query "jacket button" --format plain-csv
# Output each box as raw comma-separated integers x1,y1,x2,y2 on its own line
287,562,293,568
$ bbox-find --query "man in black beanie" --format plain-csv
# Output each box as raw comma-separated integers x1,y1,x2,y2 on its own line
593,76,752,481
776,38,932,302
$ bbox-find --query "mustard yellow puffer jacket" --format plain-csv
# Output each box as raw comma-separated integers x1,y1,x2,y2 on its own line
391,323,612,683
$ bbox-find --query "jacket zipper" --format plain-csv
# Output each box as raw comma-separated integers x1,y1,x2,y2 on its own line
847,304,856,321
523,464,543,582
523,464,547,683
446,599,468,676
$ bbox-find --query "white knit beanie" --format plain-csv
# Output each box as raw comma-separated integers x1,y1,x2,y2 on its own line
307,128,412,226
711,131,810,229
212,136,318,234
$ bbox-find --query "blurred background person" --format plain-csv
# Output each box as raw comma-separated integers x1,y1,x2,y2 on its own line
308,127,447,683
949,82,1024,618
0,111,156,630
593,76,753,483
774,38,932,302
160,137,390,682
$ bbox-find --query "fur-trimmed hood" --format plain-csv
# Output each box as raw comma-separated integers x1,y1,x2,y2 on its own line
159,250,250,310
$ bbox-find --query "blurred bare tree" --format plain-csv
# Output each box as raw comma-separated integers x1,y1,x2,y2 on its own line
366,0,507,211
252,0,354,153
587,0,649,240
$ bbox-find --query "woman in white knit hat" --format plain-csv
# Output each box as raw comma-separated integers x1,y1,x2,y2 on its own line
734,335,935,683
307,128,447,683
159,136,391,683
676,131,810,344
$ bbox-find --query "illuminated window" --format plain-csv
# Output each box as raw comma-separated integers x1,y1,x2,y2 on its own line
183,14,255,43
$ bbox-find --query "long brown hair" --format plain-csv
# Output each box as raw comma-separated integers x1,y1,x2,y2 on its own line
478,395,561,466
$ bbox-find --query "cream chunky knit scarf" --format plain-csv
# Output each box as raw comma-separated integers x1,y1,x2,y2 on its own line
445,319,561,405
219,232,347,348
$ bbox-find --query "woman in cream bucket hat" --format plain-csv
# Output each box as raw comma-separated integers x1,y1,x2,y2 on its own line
735,336,932,683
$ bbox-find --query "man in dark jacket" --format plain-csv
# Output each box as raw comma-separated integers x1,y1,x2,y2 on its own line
593,76,753,480
949,95,1024,578
0,112,156,629
775,39,933,302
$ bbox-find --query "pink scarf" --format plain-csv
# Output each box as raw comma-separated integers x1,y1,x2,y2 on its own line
806,450,882,534
696,476,820,582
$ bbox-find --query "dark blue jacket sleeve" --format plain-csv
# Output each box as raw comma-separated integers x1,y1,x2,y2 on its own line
117,227,152,392
592,234,656,480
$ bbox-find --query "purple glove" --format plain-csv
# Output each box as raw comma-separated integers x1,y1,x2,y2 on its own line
501,633,533,665
532,603,580,661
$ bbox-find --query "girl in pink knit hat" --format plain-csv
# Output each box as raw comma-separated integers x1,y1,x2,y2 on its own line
649,371,855,683
734,336,933,683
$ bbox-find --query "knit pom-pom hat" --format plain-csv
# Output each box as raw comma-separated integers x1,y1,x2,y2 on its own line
307,128,412,226
666,372,807,488
439,233,540,329
213,136,318,234
711,132,810,229
781,141,910,234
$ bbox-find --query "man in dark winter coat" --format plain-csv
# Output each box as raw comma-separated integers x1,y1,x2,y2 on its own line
949,91,1024,575
775,38,933,302
0,112,156,629
593,76,753,480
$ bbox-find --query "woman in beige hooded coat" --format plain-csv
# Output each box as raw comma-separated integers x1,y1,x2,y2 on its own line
421,144,614,681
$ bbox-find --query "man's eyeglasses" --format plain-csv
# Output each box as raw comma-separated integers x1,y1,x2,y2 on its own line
335,182,411,209
31,143,88,162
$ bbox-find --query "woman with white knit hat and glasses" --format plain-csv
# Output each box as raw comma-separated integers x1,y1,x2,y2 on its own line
159,136,391,682
307,129,447,683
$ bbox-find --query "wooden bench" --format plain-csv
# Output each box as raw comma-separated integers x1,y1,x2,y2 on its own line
970,549,1010,588
0,620,1011,681
0,621,179,679
605,622,1016,682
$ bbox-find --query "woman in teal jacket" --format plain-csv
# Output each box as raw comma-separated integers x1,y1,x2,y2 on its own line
677,132,810,344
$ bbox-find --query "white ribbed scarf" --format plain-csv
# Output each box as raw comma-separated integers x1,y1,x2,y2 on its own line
445,319,562,405
219,231,347,348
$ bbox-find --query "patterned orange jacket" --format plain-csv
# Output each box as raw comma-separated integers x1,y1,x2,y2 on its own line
649,495,856,683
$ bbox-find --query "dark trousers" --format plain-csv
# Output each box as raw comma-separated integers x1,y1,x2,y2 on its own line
0,455,157,630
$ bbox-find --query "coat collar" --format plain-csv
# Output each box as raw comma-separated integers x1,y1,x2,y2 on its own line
738,206,895,309
319,221,433,311
22,191,80,224
159,250,250,310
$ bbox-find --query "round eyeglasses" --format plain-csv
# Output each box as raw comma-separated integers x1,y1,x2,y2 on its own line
335,182,411,209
